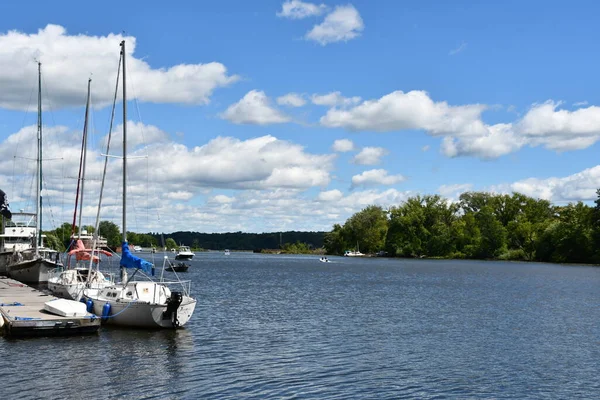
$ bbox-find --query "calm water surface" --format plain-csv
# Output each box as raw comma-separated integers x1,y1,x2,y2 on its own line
1,253,599,399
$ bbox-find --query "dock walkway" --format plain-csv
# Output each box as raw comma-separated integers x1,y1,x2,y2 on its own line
0,276,100,337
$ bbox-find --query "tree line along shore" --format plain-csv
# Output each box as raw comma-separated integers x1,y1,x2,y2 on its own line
38,191,600,265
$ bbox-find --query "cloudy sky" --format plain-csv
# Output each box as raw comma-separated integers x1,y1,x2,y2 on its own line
1,0,600,234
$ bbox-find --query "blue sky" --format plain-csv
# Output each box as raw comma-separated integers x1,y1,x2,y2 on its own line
1,0,600,233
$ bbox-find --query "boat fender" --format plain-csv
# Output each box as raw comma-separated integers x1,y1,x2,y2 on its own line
86,299,94,313
101,302,111,321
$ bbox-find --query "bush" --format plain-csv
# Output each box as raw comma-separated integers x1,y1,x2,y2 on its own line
497,248,526,261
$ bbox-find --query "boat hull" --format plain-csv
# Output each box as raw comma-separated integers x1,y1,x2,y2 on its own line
87,297,197,328
174,254,194,260
0,251,12,274
166,266,189,272
48,280,81,300
48,269,113,301
7,258,58,283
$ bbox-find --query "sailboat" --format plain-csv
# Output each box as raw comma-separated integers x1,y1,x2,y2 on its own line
343,242,365,257
83,41,197,328
48,78,115,300
6,62,63,283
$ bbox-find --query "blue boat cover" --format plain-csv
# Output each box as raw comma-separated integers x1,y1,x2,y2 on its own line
120,242,154,275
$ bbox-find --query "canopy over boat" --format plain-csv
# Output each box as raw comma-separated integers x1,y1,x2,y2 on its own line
68,239,112,263
120,242,153,275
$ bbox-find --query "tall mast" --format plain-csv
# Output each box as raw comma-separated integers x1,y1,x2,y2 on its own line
35,62,42,256
77,78,92,237
121,40,127,244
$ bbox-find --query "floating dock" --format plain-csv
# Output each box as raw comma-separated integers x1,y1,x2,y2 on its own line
0,276,100,337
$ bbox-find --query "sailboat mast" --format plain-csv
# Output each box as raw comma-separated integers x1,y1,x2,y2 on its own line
35,62,42,256
77,78,92,237
121,40,127,244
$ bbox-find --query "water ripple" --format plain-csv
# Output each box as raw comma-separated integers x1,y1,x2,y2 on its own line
2,255,600,399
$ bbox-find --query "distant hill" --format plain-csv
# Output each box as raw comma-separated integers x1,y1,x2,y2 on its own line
152,231,326,251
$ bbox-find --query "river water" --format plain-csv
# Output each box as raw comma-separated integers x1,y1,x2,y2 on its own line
1,253,599,399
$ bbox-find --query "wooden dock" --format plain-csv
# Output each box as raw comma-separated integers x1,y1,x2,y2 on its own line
0,276,100,337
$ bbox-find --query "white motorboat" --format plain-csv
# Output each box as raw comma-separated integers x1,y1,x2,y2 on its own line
7,248,62,284
0,212,37,274
175,245,195,260
224,249,230,256
319,256,331,263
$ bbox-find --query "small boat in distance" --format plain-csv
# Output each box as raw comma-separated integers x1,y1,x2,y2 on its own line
224,249,230,256
344,242,365,257
343,250,365,257
319,256,331,263
175,245,195,260
166,261,190,272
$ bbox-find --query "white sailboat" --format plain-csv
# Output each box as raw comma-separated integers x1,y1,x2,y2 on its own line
343,242,365,257
6,63,63,283
48,78,114,300
83,41,196,328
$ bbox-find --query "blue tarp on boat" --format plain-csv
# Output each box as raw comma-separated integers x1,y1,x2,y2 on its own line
120,242,154,275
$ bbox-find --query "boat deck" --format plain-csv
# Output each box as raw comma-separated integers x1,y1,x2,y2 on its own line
0,276,100,337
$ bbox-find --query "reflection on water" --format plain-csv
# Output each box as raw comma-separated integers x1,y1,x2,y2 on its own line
2,253,600,399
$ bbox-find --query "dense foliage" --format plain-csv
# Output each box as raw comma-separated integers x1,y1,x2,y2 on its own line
324,191,600,264
44,223,325,252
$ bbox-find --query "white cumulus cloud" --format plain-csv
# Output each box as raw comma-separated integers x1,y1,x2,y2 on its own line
221,90,290,125
494,165,600,203
312,91,361,107
277,0,326,19
0,25,239,110
305,5,364,45
438,183,473,199
352,146,388,165
316,189,344,202
517,101,600,151
332,138,355,152
277,92,306,107
351,169,405,188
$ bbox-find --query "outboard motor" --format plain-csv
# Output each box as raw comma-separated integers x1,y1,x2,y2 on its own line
163,291,183,328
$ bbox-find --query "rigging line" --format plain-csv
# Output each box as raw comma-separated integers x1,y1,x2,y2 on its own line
71,79,90,238
12,83,37,199
126,60,151,232
134,92,162,227
89,49,123,267
40,71,58,128
41,176,59,232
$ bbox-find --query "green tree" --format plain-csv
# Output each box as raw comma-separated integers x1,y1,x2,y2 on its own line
165,237,177,250
344,205,388,254
324,224,346,254
473,205,507,258
459,192,494,214
537,202,593,263
98,221,121,249
44,232,65,252
386,197,428,257
450,213,481,258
